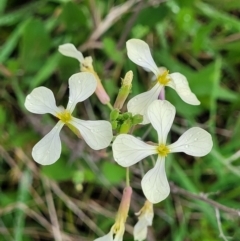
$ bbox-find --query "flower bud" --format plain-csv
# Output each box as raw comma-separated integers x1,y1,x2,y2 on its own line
123,112,132,120
119,119,132,134
114,71,133,109
111,120,118,130
132,114,143,125
110,109,120,121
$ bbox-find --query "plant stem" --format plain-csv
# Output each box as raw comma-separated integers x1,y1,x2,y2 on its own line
106,102,114,111
126,167,130,186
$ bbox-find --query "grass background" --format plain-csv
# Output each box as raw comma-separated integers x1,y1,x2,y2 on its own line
0,0,240,240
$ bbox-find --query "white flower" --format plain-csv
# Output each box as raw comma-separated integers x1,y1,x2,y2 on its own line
112,100,213,203
126,39,200,124
134,200,154,241
58,43,110,104
25,72,113,165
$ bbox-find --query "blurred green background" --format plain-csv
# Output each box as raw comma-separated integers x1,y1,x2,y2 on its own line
0,0,240,240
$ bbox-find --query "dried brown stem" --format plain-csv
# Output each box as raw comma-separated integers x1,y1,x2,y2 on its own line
170,182,240,217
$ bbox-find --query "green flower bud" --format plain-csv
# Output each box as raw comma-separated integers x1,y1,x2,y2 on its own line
114,71,133,110
132,114,143,125
111,120,118,130
119,119,132,134
123,112,132,120
110,109,120,121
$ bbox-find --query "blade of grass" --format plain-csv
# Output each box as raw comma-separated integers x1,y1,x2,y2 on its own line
30,53,61,89
0,0,7,14
196,2,240,31
0,19,30,63
0,2,43,27
208,57,222,141
14,170,32,241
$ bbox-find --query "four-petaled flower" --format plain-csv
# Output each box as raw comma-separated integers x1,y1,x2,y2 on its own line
126,39,200,124
133,200,154,241
112,100,213,203
25,72,113,165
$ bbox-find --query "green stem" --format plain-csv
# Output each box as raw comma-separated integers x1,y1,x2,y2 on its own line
126,167,130,187
106,102,114,111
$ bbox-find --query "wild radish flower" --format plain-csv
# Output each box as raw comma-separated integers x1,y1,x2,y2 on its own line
126,39,200,124
94,187,132,241
133,200,154,241
25,72,113,165
58,43,110,104
112,100,213,203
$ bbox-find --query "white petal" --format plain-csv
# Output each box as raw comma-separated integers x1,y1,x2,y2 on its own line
112,134,156,167
168,127,213,156
133,220,148,241
32,121,64,165
126,39,160,77
134,211,153,241
127,83,162,125
25,87,60,116
94,231,113,241
141,157,170,204
147,100,176,144
114,230,124,241
58,43,84,63
167,73,200,105
69,117,113,150
67,72,97,112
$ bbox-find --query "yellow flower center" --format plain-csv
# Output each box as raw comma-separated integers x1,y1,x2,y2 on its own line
157,70,170,85
56,110,72,124
156,144,170,157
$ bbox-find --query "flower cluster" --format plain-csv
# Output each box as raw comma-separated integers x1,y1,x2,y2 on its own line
112,99,212,203
25,39,213,241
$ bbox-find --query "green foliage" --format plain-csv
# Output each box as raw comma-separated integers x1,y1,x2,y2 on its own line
20,18,51,73
101,162,125,185
41,158,76,181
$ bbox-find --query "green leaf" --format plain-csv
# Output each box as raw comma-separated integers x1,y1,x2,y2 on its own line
132,25,150,39
0,0,7,14
60,1,86,31
0,20,29,63
102,37,123,64
196,2,240,31
136,5,169,27
41,158,75,181
30,53,61,88
14,170,32,241
20,18,51,73
101,162,125,185
175,7,195,33
0,2,43,26
216,86,239,102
